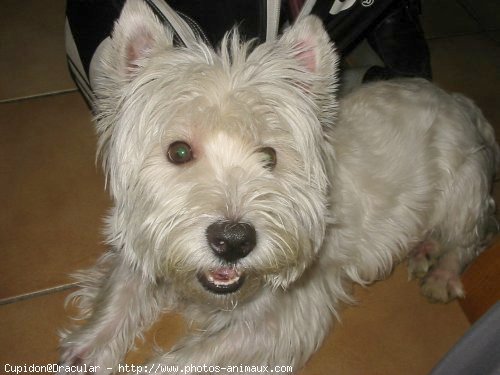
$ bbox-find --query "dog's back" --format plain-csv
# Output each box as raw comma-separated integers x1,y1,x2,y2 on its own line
330,78,498,302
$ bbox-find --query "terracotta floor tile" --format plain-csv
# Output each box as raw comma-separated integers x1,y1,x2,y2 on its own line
421,0,481,39
0,93,110,300
0,0,75,101
0,292,65,368
301,265,470,375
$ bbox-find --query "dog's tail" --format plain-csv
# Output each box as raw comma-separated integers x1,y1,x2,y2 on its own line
453,93,500,178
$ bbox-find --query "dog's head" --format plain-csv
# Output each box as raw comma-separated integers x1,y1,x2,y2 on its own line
95,0,338,306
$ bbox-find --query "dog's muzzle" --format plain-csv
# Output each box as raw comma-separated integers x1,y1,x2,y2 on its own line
198,221,256,294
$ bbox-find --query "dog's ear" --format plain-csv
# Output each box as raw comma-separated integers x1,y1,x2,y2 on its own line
280,15,339,82
278,15,339,127
101,0,174,82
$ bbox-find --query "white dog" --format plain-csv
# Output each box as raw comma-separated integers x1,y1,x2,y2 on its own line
59,0,499,374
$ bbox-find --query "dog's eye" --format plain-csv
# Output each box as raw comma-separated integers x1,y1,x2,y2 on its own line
259,147,277,170
167,141,193,164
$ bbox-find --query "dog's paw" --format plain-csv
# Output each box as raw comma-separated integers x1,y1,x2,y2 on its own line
420,268,465,303
56,361,91,375
408,239,441,279
57,346,88,374
58,345,112,375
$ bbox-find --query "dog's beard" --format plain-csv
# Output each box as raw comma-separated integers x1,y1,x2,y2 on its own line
156,215,318,308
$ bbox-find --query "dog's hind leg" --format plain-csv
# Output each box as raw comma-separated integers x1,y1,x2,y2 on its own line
410,93,499,303
408,238,467,302
409,198,497,303
408,238,443,279
418,214,498,303
409,236,491,303
419,246,471,302
409,185,497,303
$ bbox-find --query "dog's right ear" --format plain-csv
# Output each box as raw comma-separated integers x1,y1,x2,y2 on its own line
100,0,174,82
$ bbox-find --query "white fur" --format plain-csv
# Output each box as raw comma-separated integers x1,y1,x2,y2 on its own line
59,1,498,374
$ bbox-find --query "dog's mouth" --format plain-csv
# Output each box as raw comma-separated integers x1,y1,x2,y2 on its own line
197,267,245,294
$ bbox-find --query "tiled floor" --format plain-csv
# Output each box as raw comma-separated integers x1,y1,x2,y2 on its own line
1,0,499,374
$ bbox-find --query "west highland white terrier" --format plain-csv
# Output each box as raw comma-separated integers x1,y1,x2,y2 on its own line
59,0,499,374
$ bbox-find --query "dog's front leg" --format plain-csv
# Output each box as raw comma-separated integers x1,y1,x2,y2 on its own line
134,277,335,375
59,255,165,375
133,319,291,375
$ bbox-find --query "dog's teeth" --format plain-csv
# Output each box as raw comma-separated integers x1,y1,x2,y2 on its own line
205,268,241,286
212,276,240,286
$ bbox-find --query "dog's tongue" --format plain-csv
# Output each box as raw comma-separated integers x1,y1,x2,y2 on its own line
210,267,239,281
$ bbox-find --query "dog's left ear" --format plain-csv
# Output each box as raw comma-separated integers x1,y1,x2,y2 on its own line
280,15,339,87
276,16,339,126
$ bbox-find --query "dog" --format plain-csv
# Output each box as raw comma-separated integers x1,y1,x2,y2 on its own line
58,0,499,373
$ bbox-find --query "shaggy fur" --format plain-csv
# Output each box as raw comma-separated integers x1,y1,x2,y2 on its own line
59,1,498,374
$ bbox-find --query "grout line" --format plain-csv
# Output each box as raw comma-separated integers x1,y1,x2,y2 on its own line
455,0,482,28
455,0,500,34
0,283,79,306
0,88,79,104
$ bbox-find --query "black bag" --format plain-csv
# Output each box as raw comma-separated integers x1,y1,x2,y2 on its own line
304,0,432,80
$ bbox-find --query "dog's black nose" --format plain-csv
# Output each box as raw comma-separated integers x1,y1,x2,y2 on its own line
206,221,256,262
